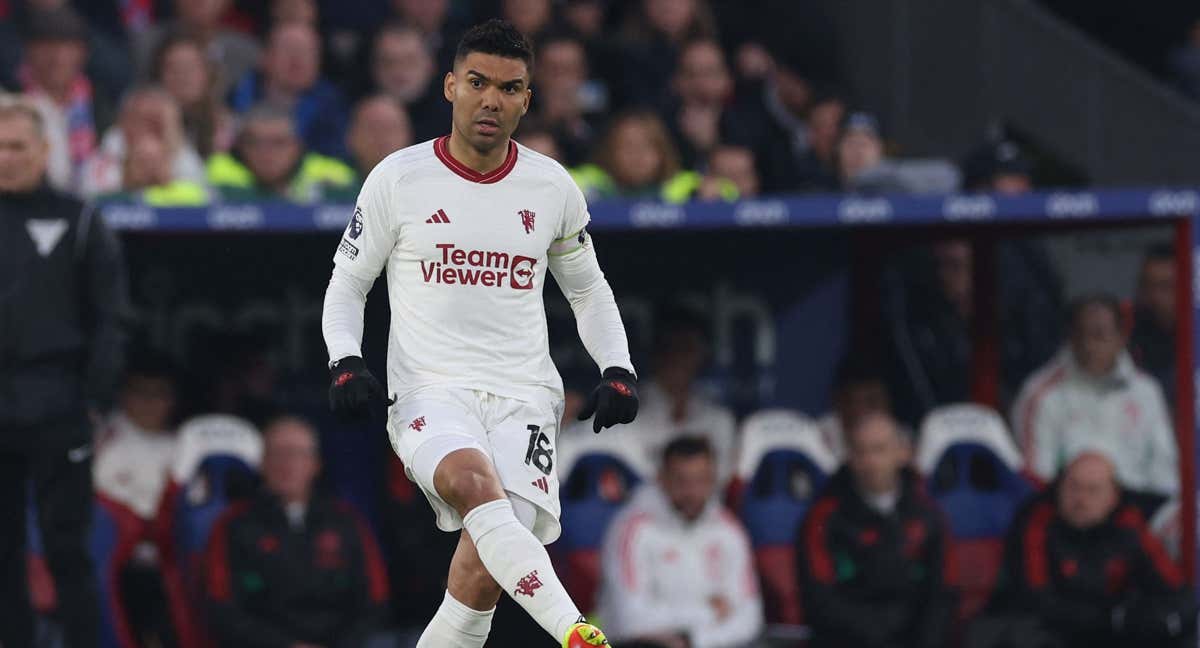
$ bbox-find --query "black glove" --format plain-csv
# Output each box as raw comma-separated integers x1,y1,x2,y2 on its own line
328,356,393,421
577,367,638,433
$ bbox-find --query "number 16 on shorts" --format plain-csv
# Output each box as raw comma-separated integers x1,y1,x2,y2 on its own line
524,424,553,475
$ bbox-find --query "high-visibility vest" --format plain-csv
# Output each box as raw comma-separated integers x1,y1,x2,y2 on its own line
569,164,738,204
207,152,356,202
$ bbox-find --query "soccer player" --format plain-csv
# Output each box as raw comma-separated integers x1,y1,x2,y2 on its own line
321,19,637,648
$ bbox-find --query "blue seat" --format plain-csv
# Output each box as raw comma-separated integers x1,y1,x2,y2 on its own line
734,409,835,625
928,441,1032,540
169,454,258,571
557,451,642,613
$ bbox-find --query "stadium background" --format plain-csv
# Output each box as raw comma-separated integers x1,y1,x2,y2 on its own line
8,0,1200,646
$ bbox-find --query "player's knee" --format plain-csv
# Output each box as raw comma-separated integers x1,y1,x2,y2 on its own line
440,466,505,515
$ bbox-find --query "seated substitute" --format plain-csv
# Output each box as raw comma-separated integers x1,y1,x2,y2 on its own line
203,416,389,648
798,412,955,648
968,451,1195,648
599,436,763,648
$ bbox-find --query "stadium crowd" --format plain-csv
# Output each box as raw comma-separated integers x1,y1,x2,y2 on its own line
1,0,999,208
2,1,1196,647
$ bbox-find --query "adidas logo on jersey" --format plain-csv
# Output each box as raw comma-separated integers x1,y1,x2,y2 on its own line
531,476,549,493
426,209,451,224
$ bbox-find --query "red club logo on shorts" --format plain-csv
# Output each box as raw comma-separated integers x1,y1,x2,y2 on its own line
409,416,426,432
519,209,536,234
609,381,632,397
514,570,543,597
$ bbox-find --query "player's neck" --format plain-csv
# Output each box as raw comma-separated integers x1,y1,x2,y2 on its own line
447,130,511,176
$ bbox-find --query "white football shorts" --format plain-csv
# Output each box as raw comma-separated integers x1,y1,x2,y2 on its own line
387,386,564,544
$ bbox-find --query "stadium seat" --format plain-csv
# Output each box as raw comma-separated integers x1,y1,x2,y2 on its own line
27,493,144,648
916,403,1034,621
734,409,836,625
555,424,648,613
154,414,262,648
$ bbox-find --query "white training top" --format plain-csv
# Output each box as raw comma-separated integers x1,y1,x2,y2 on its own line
323,136,634,404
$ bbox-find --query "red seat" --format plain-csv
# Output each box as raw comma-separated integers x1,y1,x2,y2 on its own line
953,538,1004,622
754,545,803,625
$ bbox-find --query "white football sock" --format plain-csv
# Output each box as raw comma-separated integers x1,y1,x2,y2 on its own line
463,499,583,641
416,590,495,648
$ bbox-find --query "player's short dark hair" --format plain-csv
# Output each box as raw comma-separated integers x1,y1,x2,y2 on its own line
653,302,710,348
1066,294,1123,334
455,19,535,75
124,351,177,384
662,435,714,465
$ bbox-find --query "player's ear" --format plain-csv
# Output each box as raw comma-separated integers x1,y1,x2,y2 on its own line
443,71,455,102
521,88,531,116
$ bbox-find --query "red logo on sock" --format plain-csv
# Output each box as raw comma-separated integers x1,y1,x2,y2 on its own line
514,570,543,597
409,416,426,432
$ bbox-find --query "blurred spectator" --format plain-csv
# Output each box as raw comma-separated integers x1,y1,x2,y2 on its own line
0,93,128,648
207,103,355,203
1130,244,1177,409
371,23,452,142
230,21,350,159
100,132,210,205
204,416,389,648
1011,296,1177,495
560,0,621,111
533,32,601,166
817,356,893,462
696,144,755,201
95,356,178,520
599,436,763,647
345,94,413,178
151,30,237,156
272,0,318,27
390,0,467,70
16,7,115,191
969,452,1194,648
883,239,973,427
1169,19,1200,100
134,0,261,98
615,0,719,110
622,304,737,486
503,0,554,43
723,43,814,193
0,1,133,107
515,119,565,162
571,111,702,203
963,139,1034,194
798,413,955,648
793,90,845,191
666,38,733,168
835,112,960,194
79,85,206,198
835,112,903,193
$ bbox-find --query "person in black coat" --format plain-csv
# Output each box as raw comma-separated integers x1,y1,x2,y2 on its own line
968,452,1195,648
204,416,390,648
797,413,955,648
0,95,129,648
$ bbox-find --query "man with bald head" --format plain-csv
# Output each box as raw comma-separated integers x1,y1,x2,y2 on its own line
204,416,390,648
798,413,955,648
973,451,1195,648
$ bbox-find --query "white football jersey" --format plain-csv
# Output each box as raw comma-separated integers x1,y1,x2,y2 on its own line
332,136,607,403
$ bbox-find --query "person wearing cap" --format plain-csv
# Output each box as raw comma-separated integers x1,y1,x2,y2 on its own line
0,93,130,648
14,6,121,192
835,111,908,194
1011,295,1177,496
962,139,1034,194
969,452,1195,648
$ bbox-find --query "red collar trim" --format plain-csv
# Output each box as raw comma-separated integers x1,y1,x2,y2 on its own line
434,135,518,184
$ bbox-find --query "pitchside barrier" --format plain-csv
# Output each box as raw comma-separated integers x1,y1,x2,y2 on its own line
102,187,1200,592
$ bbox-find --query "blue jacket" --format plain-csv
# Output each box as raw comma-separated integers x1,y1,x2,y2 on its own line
230,72,349,160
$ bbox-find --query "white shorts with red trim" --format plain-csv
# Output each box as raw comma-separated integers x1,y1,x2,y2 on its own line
387,386,564,544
